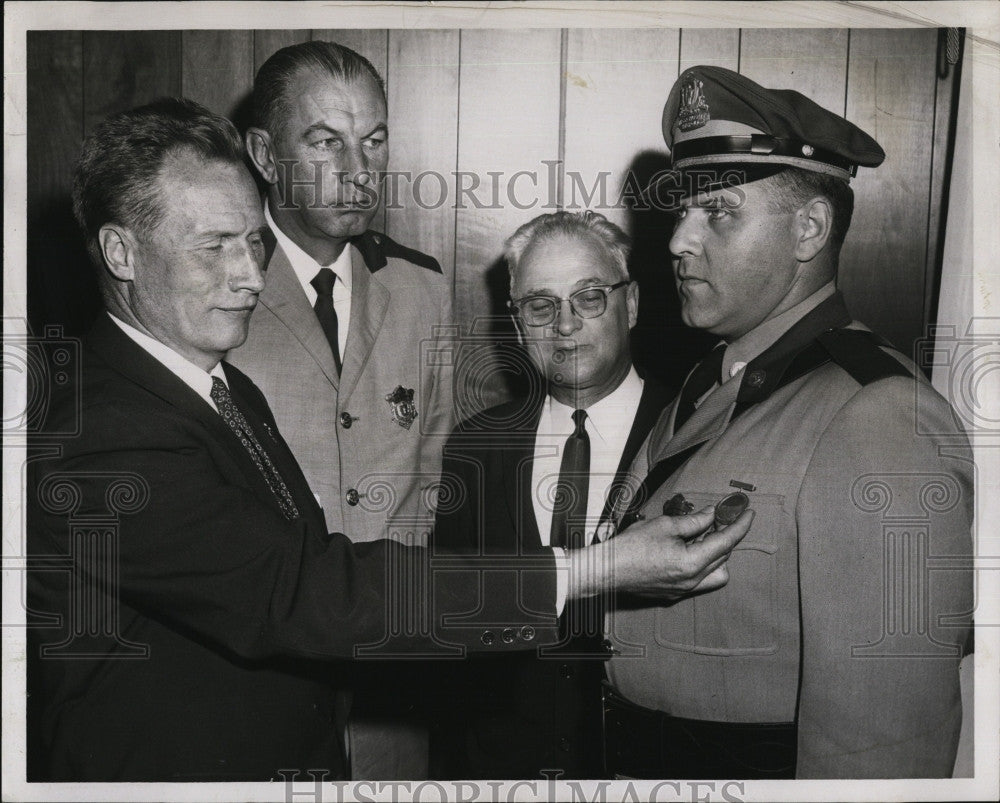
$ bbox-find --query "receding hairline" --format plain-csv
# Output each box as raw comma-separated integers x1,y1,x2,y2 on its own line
131,148,256,233
510,228,628,291
265,64,387,140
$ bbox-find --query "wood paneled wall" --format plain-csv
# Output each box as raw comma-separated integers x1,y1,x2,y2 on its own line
26,28,956,413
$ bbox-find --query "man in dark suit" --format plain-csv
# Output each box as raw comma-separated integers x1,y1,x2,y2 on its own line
432,211,676,779
26,98,754,782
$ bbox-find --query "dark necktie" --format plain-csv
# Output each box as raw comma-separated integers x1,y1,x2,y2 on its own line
210,377,299,521
311,267,342,374
550,409,590,550
673,344,726,432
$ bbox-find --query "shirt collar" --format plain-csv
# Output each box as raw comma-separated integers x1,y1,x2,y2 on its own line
547,366,643,443
722,281,837,381
264,200,353,295
107,312,227,408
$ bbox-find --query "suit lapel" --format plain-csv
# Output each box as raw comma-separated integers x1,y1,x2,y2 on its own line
649,377,740,464
258,243,340,389
615,379,674,478
339,245,389,404
86,317,279,502
598,379,675,525
223,364,327,529
500,400,543,550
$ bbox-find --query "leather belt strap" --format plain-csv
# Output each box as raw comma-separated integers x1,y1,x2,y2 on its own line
673,134,857,175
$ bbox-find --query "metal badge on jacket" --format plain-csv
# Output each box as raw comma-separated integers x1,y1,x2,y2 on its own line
386,386,418,429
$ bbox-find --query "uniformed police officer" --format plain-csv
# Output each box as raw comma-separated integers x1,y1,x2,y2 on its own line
603,66,974,779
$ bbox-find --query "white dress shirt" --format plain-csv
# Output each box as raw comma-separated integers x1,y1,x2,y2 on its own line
265,200,353,359
532,367,645,546
108,313,228,410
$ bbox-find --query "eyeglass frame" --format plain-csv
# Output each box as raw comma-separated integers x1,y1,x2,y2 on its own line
507,281,631,327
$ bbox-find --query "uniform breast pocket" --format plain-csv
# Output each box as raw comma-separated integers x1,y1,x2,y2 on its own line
654,491,789,656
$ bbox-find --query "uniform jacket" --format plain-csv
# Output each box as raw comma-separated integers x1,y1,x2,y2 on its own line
431,378,674,778
227,229,455,543
26,315,556,782
606,293,974,778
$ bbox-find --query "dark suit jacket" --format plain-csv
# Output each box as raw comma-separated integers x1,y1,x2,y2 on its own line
26,315,558,781
429,377,674,779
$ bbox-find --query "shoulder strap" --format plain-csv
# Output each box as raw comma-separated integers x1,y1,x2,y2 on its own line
352,230,442,274
817,328,912,385
616,328,912,533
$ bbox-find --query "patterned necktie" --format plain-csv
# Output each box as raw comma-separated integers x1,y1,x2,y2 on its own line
311,267,342,374
550,409,590,549
210,377,299,521
673,344,726,432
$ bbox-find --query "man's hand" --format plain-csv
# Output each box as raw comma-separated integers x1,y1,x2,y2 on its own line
568,506,754,601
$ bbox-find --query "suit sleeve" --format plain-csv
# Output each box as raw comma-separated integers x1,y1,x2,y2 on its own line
30,397,558,663
795,378,974,777
420,275,457,519
431,427,482,553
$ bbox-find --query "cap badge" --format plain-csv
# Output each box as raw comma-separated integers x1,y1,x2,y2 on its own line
677,78,711,132
386,385,418,430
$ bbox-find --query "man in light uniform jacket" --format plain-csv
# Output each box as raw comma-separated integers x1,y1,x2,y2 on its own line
230,40,453,547
603,65,974,779
228,41,455,777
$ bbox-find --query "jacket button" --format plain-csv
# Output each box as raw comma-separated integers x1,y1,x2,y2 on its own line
520,625,535,641
340,412,354,429
559,663,573,678
346,489,360,506
481,630,495,646
501,628,515,644
559,737,571,752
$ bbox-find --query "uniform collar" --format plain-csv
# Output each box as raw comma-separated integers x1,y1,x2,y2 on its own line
722,281,837,382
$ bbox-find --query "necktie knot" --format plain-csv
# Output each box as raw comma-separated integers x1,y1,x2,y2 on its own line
311,267,337,298
210,376,229,404
571,408,588,436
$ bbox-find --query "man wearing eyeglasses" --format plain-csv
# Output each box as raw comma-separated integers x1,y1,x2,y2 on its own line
430,211,674,779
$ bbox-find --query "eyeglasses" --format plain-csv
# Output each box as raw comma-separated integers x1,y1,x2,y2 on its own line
508,281,629,327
